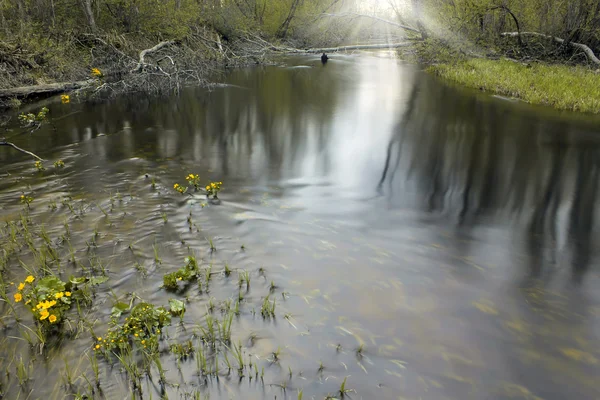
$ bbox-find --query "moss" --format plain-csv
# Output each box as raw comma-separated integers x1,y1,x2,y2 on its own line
428,58,600,114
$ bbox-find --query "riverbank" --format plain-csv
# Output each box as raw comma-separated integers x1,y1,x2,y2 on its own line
428,58,600,114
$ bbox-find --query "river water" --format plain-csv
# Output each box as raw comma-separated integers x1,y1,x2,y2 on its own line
1,53,600,399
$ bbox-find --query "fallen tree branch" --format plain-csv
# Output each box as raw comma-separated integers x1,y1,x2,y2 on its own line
319,12,421,34
131,41,176,73
501,31,600,65
0,80,92,100
0,139,44,160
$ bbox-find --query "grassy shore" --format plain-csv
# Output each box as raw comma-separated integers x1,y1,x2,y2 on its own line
428,58,600,114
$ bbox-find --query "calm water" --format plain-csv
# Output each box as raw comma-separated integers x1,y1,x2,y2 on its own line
2,53,600,399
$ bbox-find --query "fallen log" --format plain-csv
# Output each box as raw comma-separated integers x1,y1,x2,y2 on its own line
501,31,600,65
0,80,92,100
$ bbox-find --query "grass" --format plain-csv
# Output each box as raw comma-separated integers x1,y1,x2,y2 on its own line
429,58,600,113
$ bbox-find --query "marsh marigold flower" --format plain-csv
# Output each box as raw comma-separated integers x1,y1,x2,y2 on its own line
49,315,57,323
91,68,102,77
55,292,64,299
65,291,71,296
40,310,49,320
25,275,34,283
61,94,70,104
18,282,25,291
14,293,22,302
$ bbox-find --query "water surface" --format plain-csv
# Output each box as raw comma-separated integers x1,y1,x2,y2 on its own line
1,53,600,399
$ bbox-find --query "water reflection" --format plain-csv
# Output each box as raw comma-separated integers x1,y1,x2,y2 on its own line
1,53,600,399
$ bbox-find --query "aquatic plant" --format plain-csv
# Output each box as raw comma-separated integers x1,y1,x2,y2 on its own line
186,173,201,191
205,181,222,199
18,107,49,127
173,183,188,194
97,302,171,352
61,94,70,104
163,256,198,290
14,275,74,330
54,159,65,168
34,160,44,171
20,194,33,207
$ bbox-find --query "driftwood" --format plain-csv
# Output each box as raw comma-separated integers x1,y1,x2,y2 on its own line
501,31,600,65
131,40,176,73
0,139,43,160
0,80,92,100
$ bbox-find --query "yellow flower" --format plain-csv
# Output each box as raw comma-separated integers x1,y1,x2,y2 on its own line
65,291,71,297
174,183,179,189
91,68,102,77
18,283,25,291
14,293,22,302
61,94,70,104
95,344,101,349
36,303,43,309
55,292,64,299
40,310,49,320
141,340,146,344
20,195,24,199
134,333,138,337
48,300,57,308
205,185,210,190
25,276,34,283
49,315,57,323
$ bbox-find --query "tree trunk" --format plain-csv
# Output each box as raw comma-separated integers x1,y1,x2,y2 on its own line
276,0,302,39
79,0,97,31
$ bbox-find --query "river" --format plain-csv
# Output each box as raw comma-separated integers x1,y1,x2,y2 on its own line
1,52,600,399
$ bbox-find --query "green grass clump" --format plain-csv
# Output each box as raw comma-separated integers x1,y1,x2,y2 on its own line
429,58,600,113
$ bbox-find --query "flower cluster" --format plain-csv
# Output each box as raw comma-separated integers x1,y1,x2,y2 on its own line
34,160,45,171
95,302,172,352
18,107,49,126
173,183,188,194
186,173,201,191
61,94,70,104
20,194,33,206
15,275,74,329
54,159,65,168
205,181,223,198
91,68,103,78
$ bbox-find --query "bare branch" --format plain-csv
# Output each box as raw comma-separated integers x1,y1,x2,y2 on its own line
0,139,44,160
131,41,177,73
501,31,600,65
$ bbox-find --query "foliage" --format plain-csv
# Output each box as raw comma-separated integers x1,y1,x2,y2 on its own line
14,275,74,330
163,256,198,290
98,302,172,352
205,181,223,199
173,183,188,194
18,107,49,127
186,173,201,191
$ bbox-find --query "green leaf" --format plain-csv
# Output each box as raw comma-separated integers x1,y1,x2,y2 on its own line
37,276,65,293
169,299,185,316
111,302,130,318
88,276,109,285
69,276,86,285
